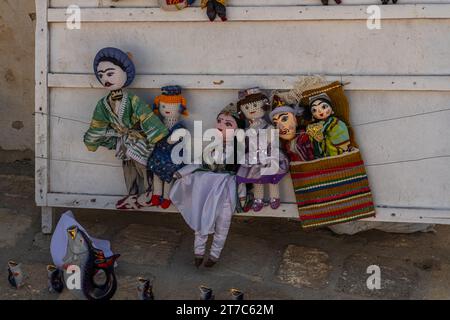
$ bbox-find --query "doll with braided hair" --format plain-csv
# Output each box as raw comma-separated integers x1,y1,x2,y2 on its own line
147,86,188,209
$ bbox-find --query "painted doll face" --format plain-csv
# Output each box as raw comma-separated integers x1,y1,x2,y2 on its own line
159,102,181,120
240,99,267,120
272,112,298,141
216,113,238,142
311,99,333,121
96,61,127,91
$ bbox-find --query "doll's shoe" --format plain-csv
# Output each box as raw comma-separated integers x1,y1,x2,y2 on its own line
270,198,281,210
206,0,217,21
136,192,153,208
160,199,172,209
116,195,140,210
334,0,342,3
8,261,24,289
230,288,244,300
137,277,154,300
204,257,217,268
216,2,227,21
194,255,204,268
321,0,329,4
199,285,215,300
252,199,264,212
150,195,162,207
47,264,64,293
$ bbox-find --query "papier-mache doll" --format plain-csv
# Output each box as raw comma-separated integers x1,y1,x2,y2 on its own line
159,0,195,10
147,85,188,209
201,0,227,22
169,103,246,268
84,47,168,210
271,76,375,229
305,92,351,158
270,95,315,162
236,88,289,212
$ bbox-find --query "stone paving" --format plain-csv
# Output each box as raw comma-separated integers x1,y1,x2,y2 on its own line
0,160,449,300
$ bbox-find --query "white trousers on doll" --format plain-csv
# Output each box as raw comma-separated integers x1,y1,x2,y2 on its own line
194,202,233,260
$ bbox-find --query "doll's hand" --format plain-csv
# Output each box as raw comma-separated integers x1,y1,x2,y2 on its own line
173,172,182,180
167,134,182,145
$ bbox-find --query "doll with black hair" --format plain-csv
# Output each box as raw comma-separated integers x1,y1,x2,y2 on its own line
304,93,351,158
169,103,246,268
84,47,168,210
236,88,289,212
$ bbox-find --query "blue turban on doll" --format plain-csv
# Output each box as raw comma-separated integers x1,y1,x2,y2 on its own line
93,47,136,87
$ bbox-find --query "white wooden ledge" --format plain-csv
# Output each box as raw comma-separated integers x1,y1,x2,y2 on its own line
46,193,450,224
47,5,450,22
48,73,450,91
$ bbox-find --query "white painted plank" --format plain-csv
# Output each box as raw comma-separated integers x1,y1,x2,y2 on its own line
47,156,450,208
48,158,296,200
49,0,450,8
35,0,49,206
366,157,450,209
49,88,450,126
47,5,450,22
49,21,450,75
45,193,450,225
48,104,450,168
48,74,450,91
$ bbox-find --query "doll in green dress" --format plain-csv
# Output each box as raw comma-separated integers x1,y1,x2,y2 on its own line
305,93,351,158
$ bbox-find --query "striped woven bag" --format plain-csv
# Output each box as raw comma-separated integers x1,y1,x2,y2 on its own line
293,80,376,229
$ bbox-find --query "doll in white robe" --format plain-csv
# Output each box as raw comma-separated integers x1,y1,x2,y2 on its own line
170,103,246,268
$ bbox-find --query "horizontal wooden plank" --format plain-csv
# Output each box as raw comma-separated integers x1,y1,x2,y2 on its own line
48,156,450,208
46,193,450,224
47,5,450,22
49,21,450,75
48,74,450,91
49,108,450,168
49,0,450,8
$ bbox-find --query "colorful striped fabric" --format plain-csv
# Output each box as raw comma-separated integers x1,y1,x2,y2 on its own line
290,149,375,229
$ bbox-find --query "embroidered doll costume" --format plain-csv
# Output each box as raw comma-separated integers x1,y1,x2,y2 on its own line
305,93,351,158
169,103,246,268
271,77,375,229
84,47,168,210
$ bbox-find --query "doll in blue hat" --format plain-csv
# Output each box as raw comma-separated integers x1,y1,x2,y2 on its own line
84,47,168,210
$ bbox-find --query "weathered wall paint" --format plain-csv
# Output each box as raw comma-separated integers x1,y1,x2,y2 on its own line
0,0,36,161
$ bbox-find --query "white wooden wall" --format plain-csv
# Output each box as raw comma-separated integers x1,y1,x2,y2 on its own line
36,0,450,232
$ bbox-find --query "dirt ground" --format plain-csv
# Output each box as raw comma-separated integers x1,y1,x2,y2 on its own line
0,160,449,300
